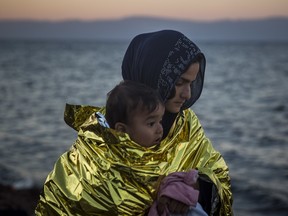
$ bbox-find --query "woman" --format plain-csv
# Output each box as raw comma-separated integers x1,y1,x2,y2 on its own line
35,30,233,216
122,30,233,215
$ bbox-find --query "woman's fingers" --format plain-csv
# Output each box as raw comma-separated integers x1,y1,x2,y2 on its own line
157,196,189,214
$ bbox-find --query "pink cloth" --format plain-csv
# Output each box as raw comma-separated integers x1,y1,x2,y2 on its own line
148,169,199,216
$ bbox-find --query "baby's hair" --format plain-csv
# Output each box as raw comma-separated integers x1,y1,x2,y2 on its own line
106,80,164,129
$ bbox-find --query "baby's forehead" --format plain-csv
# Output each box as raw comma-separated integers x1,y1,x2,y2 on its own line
132,102,164,115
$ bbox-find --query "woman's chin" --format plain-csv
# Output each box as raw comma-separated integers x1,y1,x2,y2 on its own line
166,108,181,113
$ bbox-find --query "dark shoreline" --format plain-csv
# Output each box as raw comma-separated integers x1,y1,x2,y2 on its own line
0,184,41,216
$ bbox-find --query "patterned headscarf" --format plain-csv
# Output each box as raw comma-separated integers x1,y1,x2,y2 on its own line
122,30,206,110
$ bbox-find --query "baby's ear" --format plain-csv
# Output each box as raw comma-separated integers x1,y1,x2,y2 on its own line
115,122,127,133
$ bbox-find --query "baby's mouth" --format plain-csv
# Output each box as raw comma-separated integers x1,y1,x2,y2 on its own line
154,137,162,145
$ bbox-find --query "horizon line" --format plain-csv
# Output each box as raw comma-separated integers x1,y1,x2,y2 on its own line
1,15,288,23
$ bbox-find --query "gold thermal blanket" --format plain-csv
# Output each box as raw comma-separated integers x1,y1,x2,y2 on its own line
35,104,233,215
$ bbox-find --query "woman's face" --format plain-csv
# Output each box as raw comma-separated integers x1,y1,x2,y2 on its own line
165,62,200,113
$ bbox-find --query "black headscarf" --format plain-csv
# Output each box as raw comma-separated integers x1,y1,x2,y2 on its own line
122,30,206,137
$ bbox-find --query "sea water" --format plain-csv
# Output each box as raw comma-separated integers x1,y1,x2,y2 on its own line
0,40,287,215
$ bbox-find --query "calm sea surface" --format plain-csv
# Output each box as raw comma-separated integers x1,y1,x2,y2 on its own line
0,40,287,215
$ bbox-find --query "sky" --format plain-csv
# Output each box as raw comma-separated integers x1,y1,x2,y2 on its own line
0,0,288,21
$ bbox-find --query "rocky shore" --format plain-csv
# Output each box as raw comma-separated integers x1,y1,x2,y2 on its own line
0,184,41,216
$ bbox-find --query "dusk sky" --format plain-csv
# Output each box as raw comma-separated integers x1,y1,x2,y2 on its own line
1,0,288,21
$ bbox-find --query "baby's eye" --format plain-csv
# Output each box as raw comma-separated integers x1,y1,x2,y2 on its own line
147,122,155,127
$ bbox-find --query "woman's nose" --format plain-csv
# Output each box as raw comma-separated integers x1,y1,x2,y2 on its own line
180,84,191,100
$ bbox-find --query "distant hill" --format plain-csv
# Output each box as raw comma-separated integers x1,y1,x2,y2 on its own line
0,16,287,41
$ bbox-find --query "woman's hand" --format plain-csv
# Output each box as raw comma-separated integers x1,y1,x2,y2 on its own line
157,195,190,214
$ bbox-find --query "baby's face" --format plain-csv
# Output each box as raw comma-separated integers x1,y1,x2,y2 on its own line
125,104,164,147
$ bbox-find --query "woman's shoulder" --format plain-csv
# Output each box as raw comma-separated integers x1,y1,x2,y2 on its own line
177,109,204,135
181,108,200,122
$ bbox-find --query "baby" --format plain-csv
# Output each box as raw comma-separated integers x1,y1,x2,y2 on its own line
105,80,164,147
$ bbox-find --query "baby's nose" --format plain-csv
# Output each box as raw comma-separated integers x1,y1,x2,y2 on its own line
157,123,163,134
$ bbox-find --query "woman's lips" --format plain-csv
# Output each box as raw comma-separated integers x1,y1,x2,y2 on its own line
175,101,184,106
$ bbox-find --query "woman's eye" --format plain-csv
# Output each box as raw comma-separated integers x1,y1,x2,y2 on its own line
175,80,184,86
